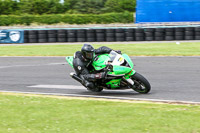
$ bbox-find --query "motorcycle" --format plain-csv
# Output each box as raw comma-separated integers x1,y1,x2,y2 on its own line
66,50,151,94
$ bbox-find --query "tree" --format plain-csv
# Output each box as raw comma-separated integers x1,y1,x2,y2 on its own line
0,0,19,15
105,0,136,12
64,0,79,10
67,0,106,14
119,0,136,12
31,0,50,14
104,0,123,12
19,0,33,14
47,0,65,14
19,0,65,14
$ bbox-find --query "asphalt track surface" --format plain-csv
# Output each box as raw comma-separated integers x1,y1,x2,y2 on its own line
0,56,200,103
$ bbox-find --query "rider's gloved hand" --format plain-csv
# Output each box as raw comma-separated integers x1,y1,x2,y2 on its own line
95,72,107,79
115,50,122,54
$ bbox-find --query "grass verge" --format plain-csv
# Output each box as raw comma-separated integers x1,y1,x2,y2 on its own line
0,42,200,56
0,92,200,133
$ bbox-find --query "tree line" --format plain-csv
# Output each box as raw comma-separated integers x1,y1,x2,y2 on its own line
0,0,136,15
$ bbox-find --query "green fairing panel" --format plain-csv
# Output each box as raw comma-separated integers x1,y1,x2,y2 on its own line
66,56,74,68
124,69,136,79
112,65,132,75
92,54,109,71
106,79,121,88
122,54,134,68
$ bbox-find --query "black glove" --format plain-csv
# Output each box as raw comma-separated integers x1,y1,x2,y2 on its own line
115,50,122,54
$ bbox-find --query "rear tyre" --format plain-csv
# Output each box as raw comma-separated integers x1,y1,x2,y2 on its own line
131,72,151,94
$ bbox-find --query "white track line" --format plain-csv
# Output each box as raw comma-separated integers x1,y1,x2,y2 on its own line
28,85,133,92
0,56,200,58
0,63,65,69
28,85,86,89
0,90,200,104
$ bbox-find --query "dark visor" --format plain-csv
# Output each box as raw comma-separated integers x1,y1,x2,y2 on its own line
85,52,93,59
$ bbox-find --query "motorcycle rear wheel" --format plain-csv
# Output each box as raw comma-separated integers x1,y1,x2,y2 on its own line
131,72,151,94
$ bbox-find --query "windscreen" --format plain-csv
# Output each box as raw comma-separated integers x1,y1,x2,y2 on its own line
109,51,118,62
108,51,124,65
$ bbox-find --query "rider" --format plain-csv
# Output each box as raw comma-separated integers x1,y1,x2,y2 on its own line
73,43,121,91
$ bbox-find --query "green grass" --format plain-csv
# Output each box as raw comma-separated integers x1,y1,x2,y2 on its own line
0,93,200,133
1,42,200,133
1,42,200,56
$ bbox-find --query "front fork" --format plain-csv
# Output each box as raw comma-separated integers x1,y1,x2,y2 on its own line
123,69,136,87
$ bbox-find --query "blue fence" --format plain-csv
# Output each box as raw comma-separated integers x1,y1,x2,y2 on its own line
136,0,200,23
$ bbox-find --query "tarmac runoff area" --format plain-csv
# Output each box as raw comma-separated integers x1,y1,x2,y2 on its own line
0,56,200,104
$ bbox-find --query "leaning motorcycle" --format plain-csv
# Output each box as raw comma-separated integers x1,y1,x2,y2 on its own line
66,50,151,94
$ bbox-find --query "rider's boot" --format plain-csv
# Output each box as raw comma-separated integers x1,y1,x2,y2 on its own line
81,73,105,92
70,72,94,89
79,75,98,91
70,72,105,92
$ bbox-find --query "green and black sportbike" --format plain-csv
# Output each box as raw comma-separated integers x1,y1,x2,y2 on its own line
66,50,151,94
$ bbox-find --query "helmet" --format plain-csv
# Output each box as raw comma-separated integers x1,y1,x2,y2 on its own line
81,44,95,60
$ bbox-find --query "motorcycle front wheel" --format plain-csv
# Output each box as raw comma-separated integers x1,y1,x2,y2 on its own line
131,72,151,94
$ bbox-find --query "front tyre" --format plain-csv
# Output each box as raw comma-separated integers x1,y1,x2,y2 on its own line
131,72,151,94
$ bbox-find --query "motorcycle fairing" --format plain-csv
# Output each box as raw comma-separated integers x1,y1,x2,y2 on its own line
66,51,136,89
106,79,121,89
111,65,132,75
122,54,134,69
92,54,109,71
66,56,74,68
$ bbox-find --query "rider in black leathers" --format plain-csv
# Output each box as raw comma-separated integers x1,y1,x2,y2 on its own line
73,44,121,91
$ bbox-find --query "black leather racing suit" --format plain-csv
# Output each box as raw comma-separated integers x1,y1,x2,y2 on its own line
73,46,112,90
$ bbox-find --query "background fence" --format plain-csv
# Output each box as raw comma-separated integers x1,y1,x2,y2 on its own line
23,26,200,43
136,0,200,23
1,26,200,43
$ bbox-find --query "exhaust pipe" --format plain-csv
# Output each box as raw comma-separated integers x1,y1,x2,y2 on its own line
70,72,83,83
